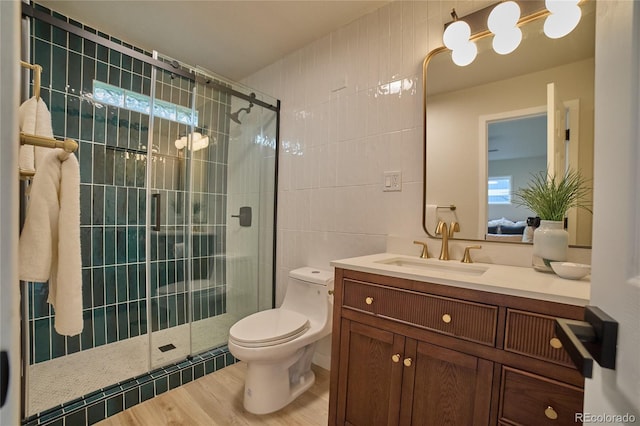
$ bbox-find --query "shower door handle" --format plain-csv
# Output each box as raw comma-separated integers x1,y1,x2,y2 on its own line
152,193,161,231
231,206,252,227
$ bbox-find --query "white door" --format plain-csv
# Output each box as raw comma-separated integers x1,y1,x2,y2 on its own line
546,82,566,180
0,1,22,424
587,0,640,420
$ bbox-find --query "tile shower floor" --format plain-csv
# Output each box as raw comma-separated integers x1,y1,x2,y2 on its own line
28,313,240,415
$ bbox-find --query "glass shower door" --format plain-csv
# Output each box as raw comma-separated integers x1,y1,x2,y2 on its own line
147,64,278,364
148,68,195,367
186,79,232,354
189,80,277,354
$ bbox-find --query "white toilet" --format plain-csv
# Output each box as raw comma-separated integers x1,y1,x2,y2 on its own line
227,266,334,414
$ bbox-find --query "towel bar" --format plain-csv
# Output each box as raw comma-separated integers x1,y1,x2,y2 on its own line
20,60,41,99
19,133,79,179
20,133,78,153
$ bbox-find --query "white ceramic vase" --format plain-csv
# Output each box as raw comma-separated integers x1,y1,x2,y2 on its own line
532,220,568,272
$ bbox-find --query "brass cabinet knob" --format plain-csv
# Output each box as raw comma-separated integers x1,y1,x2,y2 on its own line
544,405,558,420
392,354,401,363
328,290,334,295
403,358,412,367
549,337,563,349
365,297,374,305
442,313,452,324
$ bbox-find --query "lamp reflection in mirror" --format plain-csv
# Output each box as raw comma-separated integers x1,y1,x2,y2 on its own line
487,1,522,55
544,0,582,39
443,12,477,66
174,132,210,151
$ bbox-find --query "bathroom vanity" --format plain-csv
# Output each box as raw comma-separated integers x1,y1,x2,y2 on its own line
328,254,590,426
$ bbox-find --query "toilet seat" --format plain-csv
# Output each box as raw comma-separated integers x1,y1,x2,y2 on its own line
229,309,310,348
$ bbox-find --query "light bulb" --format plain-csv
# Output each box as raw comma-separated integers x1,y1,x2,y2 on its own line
488,1,521,33
544,0,582,39
443,20,471,49
175,136,187,149
544,6,581,38
175,132,209,150
193,136,209,151
493,27,522,55
545,0,580,13
451,41,478,66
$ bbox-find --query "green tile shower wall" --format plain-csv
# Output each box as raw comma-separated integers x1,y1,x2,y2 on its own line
27,4,231,364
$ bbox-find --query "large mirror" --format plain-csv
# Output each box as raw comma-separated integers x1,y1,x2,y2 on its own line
423,0,595,247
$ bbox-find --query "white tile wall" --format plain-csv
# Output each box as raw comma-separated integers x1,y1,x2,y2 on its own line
241,0,591,303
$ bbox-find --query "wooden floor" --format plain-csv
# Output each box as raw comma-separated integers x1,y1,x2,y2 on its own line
98,362,330,425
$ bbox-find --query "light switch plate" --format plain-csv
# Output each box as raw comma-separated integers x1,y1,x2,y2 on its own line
383,171,402,192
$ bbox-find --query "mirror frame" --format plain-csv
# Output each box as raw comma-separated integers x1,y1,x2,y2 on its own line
422,1,594,248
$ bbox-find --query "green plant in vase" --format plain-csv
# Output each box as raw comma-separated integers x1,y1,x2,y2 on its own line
514,169,591,271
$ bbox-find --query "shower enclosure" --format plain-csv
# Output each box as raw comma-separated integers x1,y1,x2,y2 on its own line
21,5,278,421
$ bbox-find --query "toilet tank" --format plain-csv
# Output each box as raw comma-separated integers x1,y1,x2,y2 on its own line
281,267,334,326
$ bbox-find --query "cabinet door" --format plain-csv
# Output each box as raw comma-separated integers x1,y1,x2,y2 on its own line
337,320,405,426
401,340,493,426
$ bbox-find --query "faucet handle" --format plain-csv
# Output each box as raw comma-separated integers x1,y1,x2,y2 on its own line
413,240,430,259
461,245,482,263
449,221,460,238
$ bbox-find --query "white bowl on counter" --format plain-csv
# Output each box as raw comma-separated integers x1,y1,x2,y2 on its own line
550,262,591,280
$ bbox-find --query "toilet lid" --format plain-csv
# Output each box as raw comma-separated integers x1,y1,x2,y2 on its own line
229,309,310,347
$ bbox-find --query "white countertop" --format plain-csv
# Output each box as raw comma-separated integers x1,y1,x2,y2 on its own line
330,253,590,306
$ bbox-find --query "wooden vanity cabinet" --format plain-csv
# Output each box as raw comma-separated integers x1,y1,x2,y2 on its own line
329,268,586,426
336,319,493,426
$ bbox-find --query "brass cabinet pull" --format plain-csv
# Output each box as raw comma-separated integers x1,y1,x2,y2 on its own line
392,354,401,363
442,313,452,324
365,297,374,305
403,358,412,367
549,337,563,349
544,406,558,420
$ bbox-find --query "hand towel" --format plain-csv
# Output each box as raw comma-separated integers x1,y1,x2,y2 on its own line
34,98,54,168
18,97,37,172
18,96,53,172
19,149,83,337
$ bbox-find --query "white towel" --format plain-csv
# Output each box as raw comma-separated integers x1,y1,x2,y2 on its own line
18,97,37,172
35,98,54,168
18,96,53,172
19,149,83,337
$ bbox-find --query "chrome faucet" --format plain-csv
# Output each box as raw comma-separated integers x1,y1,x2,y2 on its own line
436,221,460,260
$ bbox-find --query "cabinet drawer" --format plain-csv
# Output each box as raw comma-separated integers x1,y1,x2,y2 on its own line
342,279,498,346
499,367,583,425
504,309,575,368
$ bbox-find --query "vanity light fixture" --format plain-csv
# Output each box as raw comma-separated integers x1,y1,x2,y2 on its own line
487,1,522,55
544,0,582,39
442,9,478,66
442,0,584,66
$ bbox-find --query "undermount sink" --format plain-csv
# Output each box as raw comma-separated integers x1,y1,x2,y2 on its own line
375,257,489,276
